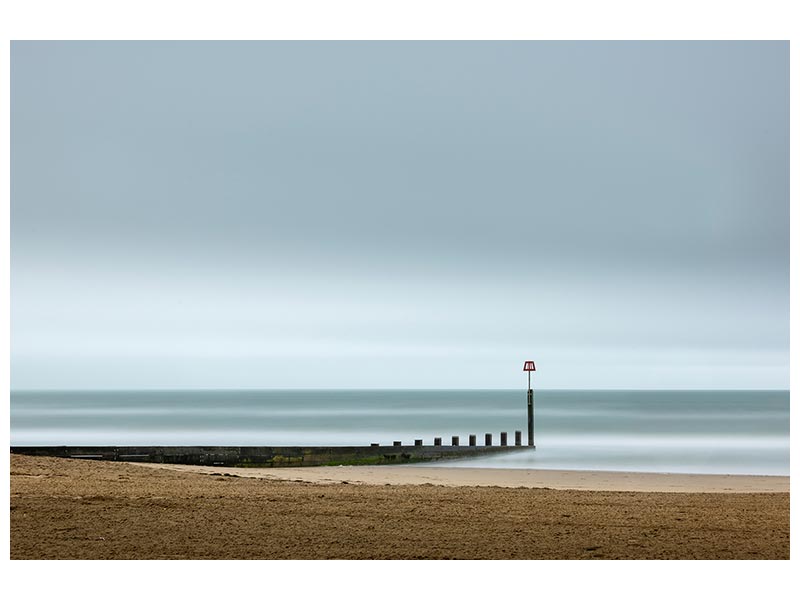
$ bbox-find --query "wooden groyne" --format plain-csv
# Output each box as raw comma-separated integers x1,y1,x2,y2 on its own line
11,442,528,468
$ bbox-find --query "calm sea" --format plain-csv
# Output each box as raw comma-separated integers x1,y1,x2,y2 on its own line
10,389,789,476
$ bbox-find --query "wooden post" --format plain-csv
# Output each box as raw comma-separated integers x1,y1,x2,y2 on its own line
515,431,522,446
485,433,492,446
469,434,476,446
500,432,507,446
434,437,442,446
452,435,459,446
414,439,423,446
527,389,534,446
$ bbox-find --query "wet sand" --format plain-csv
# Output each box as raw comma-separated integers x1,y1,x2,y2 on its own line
135,462,790,493
11,454,789,560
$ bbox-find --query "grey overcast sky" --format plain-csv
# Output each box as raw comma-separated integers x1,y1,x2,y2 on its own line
11,41,788,389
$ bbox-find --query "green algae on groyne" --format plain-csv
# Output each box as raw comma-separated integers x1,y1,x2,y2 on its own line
11,444,527,468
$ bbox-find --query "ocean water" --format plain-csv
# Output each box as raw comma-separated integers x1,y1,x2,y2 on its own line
10,389,789,476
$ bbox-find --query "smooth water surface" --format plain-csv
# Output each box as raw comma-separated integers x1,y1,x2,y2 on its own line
11,389,789,475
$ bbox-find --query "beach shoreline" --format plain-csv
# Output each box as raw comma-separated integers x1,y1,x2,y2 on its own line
131,462,789,493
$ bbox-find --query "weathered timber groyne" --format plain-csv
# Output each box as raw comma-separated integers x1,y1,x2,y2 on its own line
11,444,527,468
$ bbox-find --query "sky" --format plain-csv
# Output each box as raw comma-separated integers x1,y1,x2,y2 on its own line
10,41,789,389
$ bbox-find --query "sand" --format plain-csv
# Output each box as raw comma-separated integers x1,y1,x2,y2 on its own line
10,454,789,560
132,462,790,493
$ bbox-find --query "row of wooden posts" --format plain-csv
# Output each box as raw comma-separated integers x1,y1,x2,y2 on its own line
372,431,524,448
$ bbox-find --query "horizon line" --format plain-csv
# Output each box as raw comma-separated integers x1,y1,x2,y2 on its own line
9,387,790,393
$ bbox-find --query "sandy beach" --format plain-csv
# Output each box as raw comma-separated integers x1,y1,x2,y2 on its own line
11,454,789,559
134,462,789,493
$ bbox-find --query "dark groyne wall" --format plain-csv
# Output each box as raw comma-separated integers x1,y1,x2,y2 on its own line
11,445,526,467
